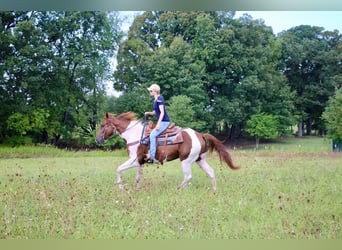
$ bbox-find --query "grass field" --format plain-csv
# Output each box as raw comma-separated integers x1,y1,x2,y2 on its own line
0,137,341,239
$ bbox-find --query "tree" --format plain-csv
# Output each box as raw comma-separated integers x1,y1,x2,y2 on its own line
105,87,151,117
0,12,42,141
6,108,50,139
113,11,294,137
37,11,121,144
246,113,279,149
278,25,341,136
167,95,195,127
0,11,122,145
167,95,206,130
205,13,294,138
322,88,342,140
114,12,213,131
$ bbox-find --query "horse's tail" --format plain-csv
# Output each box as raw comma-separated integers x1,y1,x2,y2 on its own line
202,133,240,170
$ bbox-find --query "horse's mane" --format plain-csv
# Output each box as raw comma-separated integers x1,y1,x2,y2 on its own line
117,112,138,121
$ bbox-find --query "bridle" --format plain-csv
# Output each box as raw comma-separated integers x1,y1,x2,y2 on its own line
97,123,117,143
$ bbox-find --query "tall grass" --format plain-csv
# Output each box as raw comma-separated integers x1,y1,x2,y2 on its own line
242,136,332,153
0,144,127,159
0,137,341,239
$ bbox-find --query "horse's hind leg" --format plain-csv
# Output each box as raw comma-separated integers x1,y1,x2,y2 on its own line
177,161,192,190
196,156,217,190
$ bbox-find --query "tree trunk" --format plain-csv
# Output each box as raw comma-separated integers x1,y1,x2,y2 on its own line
229,124,235,140
256,137,259,150
42,130,49,144
53,134,60,146
297,122,303,137
306,118,312,135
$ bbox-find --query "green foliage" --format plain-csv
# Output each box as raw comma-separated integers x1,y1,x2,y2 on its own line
3,136,34,147
1,11,341,147
6,113,30,136
246,113,279,139
105,88,151,117
246,113,279,149
99,135,126,149
1,11,122,146
73,123,126,149
114,11,295,136
322,88,342,139
167,95,205,130
6,108,50,136
279,26,341,135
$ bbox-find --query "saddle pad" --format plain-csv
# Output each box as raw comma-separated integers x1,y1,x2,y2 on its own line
144,122,179,137
157,132,183,146
140,126,184,146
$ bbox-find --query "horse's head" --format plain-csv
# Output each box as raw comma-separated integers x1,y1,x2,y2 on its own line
95,112,138,144
95,113,116,144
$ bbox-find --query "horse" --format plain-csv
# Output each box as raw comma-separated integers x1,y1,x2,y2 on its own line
95,112,240,190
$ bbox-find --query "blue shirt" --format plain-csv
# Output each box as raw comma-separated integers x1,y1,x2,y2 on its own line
153,95,170,122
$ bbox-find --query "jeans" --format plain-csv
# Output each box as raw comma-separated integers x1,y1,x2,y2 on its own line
149,121,170,160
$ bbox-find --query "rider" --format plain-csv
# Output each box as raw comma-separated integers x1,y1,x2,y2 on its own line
144,84,170,164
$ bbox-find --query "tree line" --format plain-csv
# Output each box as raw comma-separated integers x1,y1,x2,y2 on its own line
0,11,123,147
1,11,341,148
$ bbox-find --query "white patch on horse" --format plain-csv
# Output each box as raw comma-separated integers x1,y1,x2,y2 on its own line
177,128,201,189
184,128,202,162
116,121,144,188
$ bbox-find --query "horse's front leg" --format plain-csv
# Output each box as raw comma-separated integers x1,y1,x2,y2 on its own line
116,157,139,190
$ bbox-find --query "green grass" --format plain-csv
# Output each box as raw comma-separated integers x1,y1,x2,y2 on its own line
0,137,341,239
239,136,333,153
0,144,127,159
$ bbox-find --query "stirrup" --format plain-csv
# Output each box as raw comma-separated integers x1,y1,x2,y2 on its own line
146,158,160,165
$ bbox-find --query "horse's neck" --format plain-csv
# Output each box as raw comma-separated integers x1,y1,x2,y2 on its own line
120,121,143,143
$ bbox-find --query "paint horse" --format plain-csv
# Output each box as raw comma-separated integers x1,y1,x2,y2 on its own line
95,112,240,190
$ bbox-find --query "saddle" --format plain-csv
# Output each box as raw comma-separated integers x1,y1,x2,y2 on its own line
140,120,183,146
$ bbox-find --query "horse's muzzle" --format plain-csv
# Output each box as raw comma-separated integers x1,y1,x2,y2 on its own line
95,137,105,144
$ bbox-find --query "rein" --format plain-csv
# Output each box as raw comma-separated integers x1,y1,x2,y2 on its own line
125,117,149,147
115,119,143,148
119,119,142,135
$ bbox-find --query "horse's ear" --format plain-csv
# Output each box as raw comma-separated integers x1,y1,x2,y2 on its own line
106,112,109,118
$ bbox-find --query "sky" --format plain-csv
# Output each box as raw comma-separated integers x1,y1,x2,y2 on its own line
119,11,342,34
235,11,342,34
107,11,342,96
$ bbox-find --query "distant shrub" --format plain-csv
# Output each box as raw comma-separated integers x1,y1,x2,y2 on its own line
4,136,34,147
